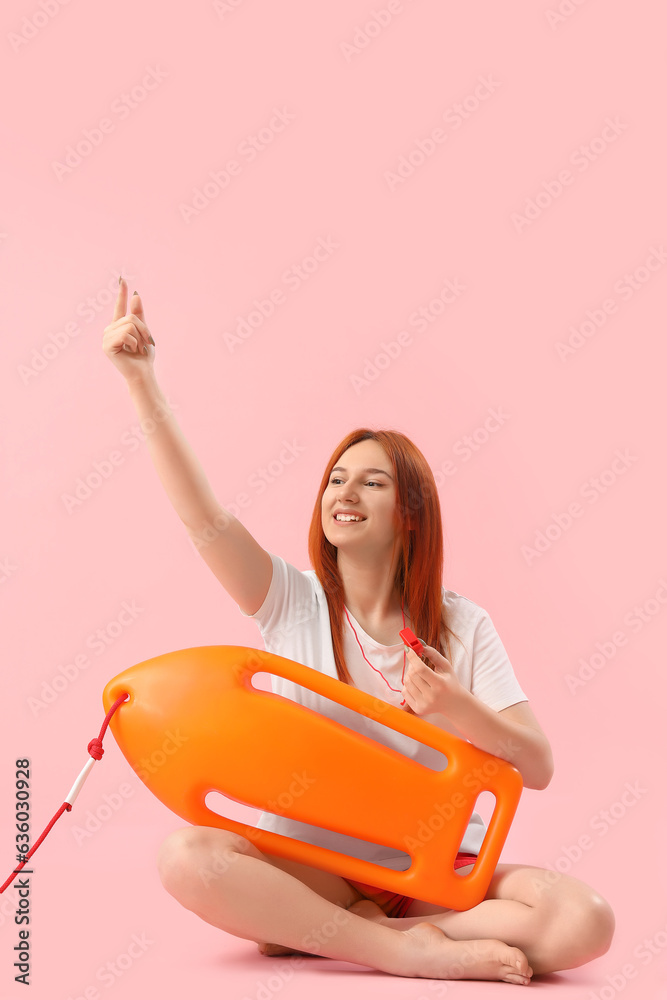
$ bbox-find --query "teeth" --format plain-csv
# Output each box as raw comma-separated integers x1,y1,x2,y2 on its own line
335,514,363,521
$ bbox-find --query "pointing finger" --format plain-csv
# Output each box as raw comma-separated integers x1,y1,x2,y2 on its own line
113,275,128,323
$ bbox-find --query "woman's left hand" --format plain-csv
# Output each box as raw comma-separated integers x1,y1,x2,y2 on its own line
400,642,464,716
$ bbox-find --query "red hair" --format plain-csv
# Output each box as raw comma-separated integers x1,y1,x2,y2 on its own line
307,428,466,714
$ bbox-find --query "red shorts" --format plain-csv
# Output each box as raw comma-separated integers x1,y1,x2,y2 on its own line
346,853,478,919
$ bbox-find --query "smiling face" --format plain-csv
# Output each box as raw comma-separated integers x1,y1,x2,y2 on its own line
321,439,402,552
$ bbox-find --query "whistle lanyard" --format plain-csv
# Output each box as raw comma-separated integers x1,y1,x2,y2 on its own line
343,598,407,707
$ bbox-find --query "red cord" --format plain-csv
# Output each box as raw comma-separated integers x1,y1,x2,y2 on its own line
344,601,408,705
0,692,128,894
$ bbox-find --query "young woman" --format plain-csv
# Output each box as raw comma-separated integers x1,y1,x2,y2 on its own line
102,279,615,984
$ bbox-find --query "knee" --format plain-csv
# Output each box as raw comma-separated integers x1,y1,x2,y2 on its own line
543,884,616,970
594,897,616,955
156,827,248,901
571,892,615,960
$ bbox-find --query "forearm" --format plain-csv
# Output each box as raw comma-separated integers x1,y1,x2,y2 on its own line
445,689,554,790
126,375,221,530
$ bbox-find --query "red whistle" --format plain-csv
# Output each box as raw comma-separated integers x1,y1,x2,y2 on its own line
399,627,424,655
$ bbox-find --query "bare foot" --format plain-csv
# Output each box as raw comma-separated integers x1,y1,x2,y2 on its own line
350,899,532,984
257,941,320,957
399,922,533,984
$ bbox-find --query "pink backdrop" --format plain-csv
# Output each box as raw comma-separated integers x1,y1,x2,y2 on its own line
1,1,665,997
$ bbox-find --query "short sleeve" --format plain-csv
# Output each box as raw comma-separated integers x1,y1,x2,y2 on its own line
470,609,529,712
237,551,318,636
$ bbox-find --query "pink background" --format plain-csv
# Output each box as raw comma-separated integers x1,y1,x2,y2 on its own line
1,0,666,997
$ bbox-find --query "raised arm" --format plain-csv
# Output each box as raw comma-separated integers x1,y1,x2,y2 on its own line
102,278,272,616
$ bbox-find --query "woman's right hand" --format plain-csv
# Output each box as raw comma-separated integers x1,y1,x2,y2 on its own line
102,277,156,383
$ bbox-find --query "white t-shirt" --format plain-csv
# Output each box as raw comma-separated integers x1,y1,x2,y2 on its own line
238,551,528,872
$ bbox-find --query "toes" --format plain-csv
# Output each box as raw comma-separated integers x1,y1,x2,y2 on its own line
258,942,292,956
503,971,532,985
505,954,532,983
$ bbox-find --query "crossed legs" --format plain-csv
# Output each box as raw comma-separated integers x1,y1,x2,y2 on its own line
349,861,616,976
156,826,615,982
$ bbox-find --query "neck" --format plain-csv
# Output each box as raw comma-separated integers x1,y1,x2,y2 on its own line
336,545,404,623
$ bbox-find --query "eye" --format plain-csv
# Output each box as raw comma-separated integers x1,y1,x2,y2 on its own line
329,477,381,487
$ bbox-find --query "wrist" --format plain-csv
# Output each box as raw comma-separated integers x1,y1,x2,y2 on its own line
126,372,160,396
439,683,472,724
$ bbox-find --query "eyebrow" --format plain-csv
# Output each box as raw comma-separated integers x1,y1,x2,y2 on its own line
331,466,394,480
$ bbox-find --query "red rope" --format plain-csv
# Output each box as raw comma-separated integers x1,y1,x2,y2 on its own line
0,692,128,894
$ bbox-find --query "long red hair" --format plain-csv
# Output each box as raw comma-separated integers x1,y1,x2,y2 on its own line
307,428,466,713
